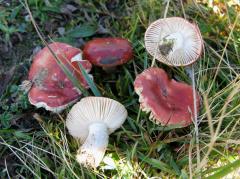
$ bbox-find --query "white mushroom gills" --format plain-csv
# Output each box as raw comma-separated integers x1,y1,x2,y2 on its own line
71,53,83,62
144,17,203,66
66,97,127,168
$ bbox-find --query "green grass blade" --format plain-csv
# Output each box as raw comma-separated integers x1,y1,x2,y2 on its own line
77,62,101,97
170,157,181,176
138,152,175,174
204,159,240,179
55,59,89,97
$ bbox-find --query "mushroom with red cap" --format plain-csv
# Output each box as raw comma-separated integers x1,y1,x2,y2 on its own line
83,37,133,71
144,17,203,66
134,67,200,127
26,42,92,113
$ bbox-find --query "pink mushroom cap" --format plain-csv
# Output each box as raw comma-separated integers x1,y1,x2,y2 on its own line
28,42,92,113
134,67,201,127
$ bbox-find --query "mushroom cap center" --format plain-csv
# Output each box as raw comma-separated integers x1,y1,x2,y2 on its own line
165,32,183,50
144,17,203,66
159,32,184,56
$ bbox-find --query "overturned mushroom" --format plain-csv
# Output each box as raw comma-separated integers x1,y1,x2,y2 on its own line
144,17,203,66
26,42,92,113
134,67,200,127
66,96,127,168
83,37,133,71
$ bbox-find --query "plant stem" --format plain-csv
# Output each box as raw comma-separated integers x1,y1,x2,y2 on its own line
190,65,201,177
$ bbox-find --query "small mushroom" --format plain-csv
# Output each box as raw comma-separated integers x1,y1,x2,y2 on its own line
83,37,133,71
66,96,127,168
134,67,200,127
26,42,92,113
144,17,203,66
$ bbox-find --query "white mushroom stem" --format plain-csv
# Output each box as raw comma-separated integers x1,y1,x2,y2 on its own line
76,122,109,168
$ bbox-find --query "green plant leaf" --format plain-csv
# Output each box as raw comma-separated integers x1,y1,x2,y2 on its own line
0,24,8,32
42,6,61,13
14,131,32,140
54,36,75,46
10,5,23,20
67,23,98,38
138,152,175,174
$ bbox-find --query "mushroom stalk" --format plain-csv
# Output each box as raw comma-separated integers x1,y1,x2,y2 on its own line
102,66,117,73
76,122,109,168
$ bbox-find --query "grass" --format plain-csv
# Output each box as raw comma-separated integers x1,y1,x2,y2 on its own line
0,0,240,178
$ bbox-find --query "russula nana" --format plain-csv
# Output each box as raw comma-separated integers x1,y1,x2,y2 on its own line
66,96,127,168
83,37,133,71
26,42,92,113
144,17,203,66
134,67,200,127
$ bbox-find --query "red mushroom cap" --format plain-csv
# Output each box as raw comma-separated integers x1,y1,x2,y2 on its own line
28,42,92,113
134,67,200,127
83,37,133,68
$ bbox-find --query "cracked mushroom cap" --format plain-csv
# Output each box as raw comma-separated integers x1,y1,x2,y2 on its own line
66,96,127,142
28,42,92,113
144,17,203,66
134,67,200,127
83,37,133,68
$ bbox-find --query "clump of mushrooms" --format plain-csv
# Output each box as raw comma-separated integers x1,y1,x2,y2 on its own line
139,17,204,127
144,17,203,66
66,96,127,168
83,37,133,71
24,42,92,113
134,67,200,127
